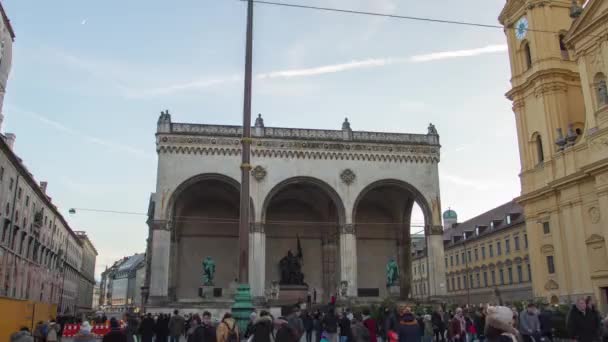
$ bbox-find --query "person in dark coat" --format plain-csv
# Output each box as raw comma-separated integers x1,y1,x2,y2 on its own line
396,305,420,342
474,308,487,342
250,311,274,342
103,318,128,342
322,309,339,342
188,312,216,342
568,298,601,342
313,312,323,342
538,306,553,342
275,317,298,342
123,314,140,342
432,307,446,342
139,314,155,342
303,311,314,342
339,312,352,342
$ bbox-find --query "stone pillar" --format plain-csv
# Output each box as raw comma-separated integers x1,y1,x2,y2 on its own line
427,225,447,297
339,224,357,297
249,223,266,298
399,228,412,299
149,220,171,302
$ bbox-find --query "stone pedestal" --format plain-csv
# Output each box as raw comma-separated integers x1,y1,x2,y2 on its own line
278,285,308,304
388,285,401,298
199,285,215,298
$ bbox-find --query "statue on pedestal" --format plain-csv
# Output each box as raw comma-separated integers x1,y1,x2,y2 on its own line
279,250,305,285
202,256,216,286
386,258,399,287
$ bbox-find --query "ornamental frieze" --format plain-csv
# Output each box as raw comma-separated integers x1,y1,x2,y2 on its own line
158,136,439,156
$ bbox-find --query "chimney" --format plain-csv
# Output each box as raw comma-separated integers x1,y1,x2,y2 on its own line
5,133,15,150
40,181,48,194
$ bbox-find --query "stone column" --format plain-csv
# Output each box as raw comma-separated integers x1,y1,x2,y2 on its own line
148,220,171,303
339,224,357,297
249,223,266,298
427,225,447,297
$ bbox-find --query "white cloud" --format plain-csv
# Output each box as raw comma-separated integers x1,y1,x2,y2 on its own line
81,19,87,25
13,107,155,160
49,44,508,97
409,44,508,62
441,173,505,191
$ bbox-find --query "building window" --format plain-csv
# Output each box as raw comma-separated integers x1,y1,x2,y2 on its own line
491,270,496,285
483,271,488,287
517,265,523,283
524,234,528,248
505,239,511,254
476,273,480,288
595,73,608,107
445,257,448,268
547,255,556,274
499,269,505,285
461,252,465,264
467,250,472,262
17,187,22,200
514,236,520,251
421,264,425,274
25,196,29,207
523,41,532,69
0,167,3,181
506,215,512,225
469,274,474,289
543,222,550,234
451,278,455,291
457,277,461,290
414,266,417,275
559,34,569,60
497,242,502,256
527,264,531,281
508,267,513,284
474,248,479,261
9,178,13,190
450,255,454,267
534,134,544,165
446,279,450,292
489,244,494,257
482,246,486,259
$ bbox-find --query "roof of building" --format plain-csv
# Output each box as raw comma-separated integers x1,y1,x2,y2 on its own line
443,200,524,246
443,209,458,220
74,231,99,255
0,1,15,40
116,253,145,273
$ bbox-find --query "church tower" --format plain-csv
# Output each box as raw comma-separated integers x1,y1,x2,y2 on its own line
499,0,585,179
498,0,608,306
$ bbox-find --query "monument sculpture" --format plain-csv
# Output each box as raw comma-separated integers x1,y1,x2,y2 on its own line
202,256,216,286
279,250,305,285
386,258,399,287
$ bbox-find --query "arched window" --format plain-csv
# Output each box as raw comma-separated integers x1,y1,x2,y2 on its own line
534,133,544,165
595,73,608,107
559,34,569,60
523,41,532,70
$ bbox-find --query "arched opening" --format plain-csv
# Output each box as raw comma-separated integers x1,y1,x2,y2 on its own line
171,176,241,300
263,178,343,302
559,34,569,60
522,41,532,70
352,180,432,299
595,73,608,108
533,133,544,165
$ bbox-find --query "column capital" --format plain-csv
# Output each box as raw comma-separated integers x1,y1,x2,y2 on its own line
339,224,355,235
250,222,265,233
149,220,172,231
427,225,443,236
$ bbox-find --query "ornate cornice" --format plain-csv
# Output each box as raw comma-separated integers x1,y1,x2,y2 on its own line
250,222,265,233
157,145,440,163
339,224,355,235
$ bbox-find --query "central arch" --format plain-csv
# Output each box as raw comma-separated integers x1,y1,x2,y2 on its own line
262,177,346,301
352,179,433,299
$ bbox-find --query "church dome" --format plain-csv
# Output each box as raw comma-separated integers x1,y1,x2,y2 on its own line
443,209,458,220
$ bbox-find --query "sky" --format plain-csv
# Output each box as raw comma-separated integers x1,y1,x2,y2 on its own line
1,0,520,280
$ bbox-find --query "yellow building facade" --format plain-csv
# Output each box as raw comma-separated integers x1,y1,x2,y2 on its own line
412,202,532,305
499,0,608,311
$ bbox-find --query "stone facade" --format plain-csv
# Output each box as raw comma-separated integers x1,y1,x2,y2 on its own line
500,0,608,312
99,253,146,312
146,113,446,307
413,202,532,304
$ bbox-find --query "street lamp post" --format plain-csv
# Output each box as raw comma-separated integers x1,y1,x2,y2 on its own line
232,0,254,332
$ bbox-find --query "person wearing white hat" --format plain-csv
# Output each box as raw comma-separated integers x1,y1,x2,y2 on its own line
484,306,519,342
74,321,97,342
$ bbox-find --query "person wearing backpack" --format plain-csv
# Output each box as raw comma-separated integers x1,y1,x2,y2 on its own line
322,308,339,342
217,313,240,342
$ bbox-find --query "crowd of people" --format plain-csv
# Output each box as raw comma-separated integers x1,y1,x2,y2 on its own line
9,296,608,342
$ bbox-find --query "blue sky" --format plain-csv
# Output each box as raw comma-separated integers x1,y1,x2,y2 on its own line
2,0,519,279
